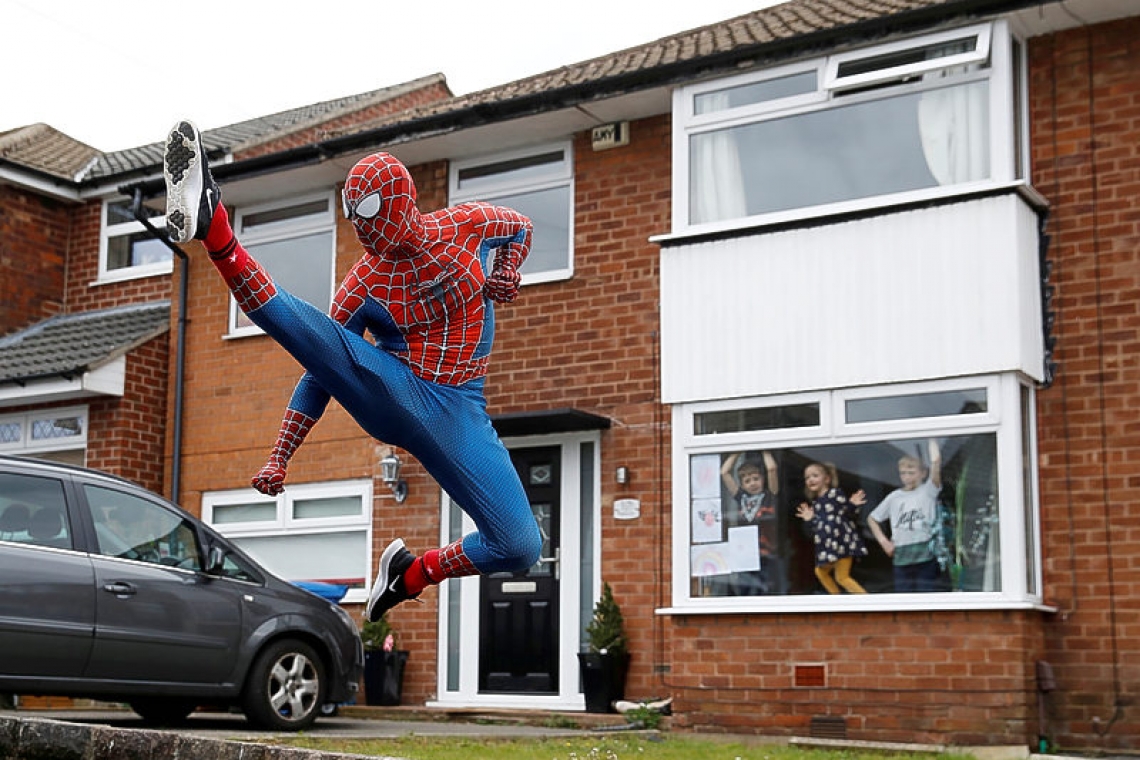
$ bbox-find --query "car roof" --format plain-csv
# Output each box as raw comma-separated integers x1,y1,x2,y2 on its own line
0,453,142,490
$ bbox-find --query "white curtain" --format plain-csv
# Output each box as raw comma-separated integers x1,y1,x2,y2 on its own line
917,76,989,186
691,94,748,224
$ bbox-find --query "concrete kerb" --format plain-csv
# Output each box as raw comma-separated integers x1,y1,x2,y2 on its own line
0,716,406,760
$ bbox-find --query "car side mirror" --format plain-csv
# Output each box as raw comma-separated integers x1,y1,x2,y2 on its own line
205,545,227,575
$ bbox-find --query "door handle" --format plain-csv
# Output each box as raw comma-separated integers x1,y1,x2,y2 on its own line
537,548,560,580
102,582,137,596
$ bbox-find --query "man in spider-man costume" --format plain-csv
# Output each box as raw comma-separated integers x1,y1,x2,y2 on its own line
163,120,541,621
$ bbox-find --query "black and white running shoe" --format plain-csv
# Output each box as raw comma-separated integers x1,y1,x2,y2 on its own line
163,120,220,243
366,538,420,622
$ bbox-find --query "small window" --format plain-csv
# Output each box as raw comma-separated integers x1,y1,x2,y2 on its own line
230,195,336,337
99,199,172,282
450,145,573,285
695,403,820,435
845,388,988,424
826,25,992,92
694,69,818,115
0,407,88,459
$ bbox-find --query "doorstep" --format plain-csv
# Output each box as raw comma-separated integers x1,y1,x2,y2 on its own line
339,704,659,730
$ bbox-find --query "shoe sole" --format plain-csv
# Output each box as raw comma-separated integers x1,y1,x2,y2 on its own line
366,538,406,621
163,121,204,244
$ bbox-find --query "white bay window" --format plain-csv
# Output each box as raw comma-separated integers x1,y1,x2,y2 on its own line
670,375,1042,613
674,22,1020,232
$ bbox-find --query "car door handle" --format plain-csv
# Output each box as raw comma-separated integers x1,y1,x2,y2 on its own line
102,582,137,596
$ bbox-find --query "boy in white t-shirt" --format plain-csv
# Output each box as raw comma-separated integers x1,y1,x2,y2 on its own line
867,439,944,592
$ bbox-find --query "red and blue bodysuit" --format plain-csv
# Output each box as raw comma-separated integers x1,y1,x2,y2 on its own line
201,151,541,584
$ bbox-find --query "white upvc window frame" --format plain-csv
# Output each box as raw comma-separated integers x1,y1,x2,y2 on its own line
824,23,993,93
448,143,574,286
97,198,173,284
201,479,372,603
227,192,337,338
0,406,88,454
671,20,1023,237
667,373,1045,615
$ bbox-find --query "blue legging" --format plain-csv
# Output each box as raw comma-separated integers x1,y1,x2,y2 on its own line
244,287,541,574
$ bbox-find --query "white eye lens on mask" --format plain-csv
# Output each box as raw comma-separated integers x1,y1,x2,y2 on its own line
342,189,383,220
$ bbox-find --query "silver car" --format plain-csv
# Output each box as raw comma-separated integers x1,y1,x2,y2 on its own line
0,455,362,730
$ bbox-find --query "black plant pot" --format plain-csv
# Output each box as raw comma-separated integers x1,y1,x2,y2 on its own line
578,651,630,713
364,650,409,706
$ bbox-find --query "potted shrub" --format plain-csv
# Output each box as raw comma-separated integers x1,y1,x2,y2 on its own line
577,582,630,713
361,616,409,706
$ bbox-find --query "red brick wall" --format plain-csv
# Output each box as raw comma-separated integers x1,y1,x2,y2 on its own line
85,334,170,495
669,611,1042,745
63,201,172,313
483,117,673,703
0,185,69,333
1029,18,1140,754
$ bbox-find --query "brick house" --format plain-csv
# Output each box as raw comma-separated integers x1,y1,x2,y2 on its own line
1,0,1137,752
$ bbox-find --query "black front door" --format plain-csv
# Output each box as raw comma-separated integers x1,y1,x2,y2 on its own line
479,445,560,693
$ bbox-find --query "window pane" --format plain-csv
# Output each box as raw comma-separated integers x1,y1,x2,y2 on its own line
236,230,333,329
293,495,361,520
694,403,819,435
231,531,367,588
836,36,979,79
689,433,1000,598
845,388,987,423
0,473,71,550
213,502,277,524
241,199,329,232
86,485,200,569
107,200,162,226
30,415,84,442
456,151,564,191
107,232,171,270
0,421,22,445
694,70,817,114
690,80,990,224
488,186,570,276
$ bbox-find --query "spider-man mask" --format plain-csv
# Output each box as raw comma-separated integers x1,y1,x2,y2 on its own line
342,152,425,254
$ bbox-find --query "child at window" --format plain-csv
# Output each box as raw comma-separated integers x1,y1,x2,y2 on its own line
866,439,944,593
720,451,786,594
795,461,867,594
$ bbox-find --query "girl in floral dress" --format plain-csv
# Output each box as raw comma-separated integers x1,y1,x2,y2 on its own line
796,461,868,594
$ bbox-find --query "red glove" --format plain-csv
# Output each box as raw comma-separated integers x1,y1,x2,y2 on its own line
250,409,316,495
484,266,521,303
251,457,288,496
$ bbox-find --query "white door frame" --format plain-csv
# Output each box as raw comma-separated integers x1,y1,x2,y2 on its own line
430,431,601,709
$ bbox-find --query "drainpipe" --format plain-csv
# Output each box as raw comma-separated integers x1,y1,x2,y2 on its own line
131,190,187,501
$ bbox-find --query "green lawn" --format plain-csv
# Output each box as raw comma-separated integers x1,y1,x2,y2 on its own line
272,734,977,760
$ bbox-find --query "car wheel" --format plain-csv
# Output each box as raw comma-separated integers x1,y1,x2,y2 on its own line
241,639,326,731
129,698,197,726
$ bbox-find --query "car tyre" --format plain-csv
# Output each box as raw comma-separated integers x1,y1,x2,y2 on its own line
241,639,326,731
129,697,197,726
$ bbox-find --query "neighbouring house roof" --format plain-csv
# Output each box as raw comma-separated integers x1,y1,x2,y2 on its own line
0,123,99,182
83,74,450,183
0,302,171,385
0,74,449,185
